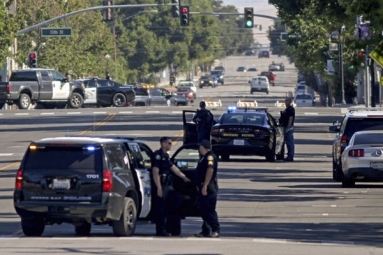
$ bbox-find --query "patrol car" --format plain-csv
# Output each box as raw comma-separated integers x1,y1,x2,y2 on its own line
183,107,285,161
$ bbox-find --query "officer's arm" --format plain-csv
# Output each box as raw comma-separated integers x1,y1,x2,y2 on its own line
192,112,199,123
203,167,214,189
170,165,190,182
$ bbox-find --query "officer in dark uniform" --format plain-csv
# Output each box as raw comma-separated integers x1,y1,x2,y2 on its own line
105,71,112,80
152,136,191,236
279,97,295,161
193,101,215,142
194,140,220,238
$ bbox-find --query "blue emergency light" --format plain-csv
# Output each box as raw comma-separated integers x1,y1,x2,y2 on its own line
86,146,95,151
227,106,237,112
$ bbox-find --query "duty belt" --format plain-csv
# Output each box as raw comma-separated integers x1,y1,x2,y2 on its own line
161,174,173,186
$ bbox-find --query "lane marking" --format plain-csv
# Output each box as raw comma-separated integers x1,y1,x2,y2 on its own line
0,153,14,156
93,112,107,114
15,113,29,115
171,111,182,114
67,112,81,115
304,112,318,115
0,162,19,171
40,112,54,115
119,111,133,114
189,152,199,155
145,111,160,114
79,113,116,135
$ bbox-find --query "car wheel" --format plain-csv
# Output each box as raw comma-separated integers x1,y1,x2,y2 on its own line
21,216,45,236
75,222,91,236
18,93,31,109
68,92,84,109
250,90,253,94
266,90,269,95
112,93,127,107
112,197,137,236
334,160,344,182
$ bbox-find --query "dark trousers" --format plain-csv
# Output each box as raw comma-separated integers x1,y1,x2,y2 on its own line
197,130,211,142
155,185,181,234
198,191,220,234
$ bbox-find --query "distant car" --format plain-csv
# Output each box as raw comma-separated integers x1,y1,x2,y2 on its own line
247,67,258,72
295,84,308,94
245,49,255,56
236,66,247,72
259,71,276,86
268,64,280,71
82,78,135,107
294,93,314,107
258,50,270,58
177,80,197,93
210,70,224,85
199,75,216,88
213,66,225,75
341,130,383,187
176,86,195,101
249,76,269,94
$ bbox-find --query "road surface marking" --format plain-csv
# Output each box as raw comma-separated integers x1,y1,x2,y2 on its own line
304,112,318,115
15,113,29,115
0,153,14,156
40,112,54,115
145,111,160,113
0,162,19,171
93,112,107,114
67,112,81,114
119,111,133,114
172,111,182,114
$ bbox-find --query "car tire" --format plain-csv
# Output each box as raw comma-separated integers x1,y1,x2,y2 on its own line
250,90,253,94
112,93,127,107
18,93,31,109
334,160,343,182
75,222,91,236
112,197,137,237
21,216,45,237
266,90,269,95
68,92,84,109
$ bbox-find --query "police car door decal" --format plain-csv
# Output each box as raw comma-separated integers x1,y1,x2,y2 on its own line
84,80,97,104
52,81,70,99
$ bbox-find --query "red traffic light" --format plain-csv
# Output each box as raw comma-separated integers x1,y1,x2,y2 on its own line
30,53,36,59
182,7,188,14
357,51,364,58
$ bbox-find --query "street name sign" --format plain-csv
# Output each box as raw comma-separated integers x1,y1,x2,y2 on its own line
41,27,72,37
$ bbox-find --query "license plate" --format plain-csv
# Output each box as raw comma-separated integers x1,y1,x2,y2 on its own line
233,139,244,146
371,162,383,169
53,179,70,190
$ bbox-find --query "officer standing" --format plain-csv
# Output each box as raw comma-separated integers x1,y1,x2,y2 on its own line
152,136,191,236
194,140,220,238
280,97,295,161
193,101,215,142
105,71,112,80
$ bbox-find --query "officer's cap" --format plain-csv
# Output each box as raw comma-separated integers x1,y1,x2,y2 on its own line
199,139,211,149
200,101,206,107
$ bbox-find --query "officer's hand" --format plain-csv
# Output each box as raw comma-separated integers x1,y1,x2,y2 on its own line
182,176,191,182
196,118,201,122
201,186,208,196
157,188,163,198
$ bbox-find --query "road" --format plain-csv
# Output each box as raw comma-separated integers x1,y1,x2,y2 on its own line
0,55,382,254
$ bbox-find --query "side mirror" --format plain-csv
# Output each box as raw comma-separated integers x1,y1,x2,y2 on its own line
176,161,189,170
248,81,251,83
329,121,341,132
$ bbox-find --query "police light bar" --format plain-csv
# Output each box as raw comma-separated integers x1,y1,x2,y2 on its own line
227,106,237,111
236,107,268,112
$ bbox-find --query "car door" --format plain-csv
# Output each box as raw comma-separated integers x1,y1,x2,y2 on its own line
83,79,97,104
96,79,114,105
38,71,53,100
50,71,70,100
183,110,198,144
148,88,165,105
170,143,200,217
268,113,284,155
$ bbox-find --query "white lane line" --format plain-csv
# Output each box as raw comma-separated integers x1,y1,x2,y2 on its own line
0,113,3,115
304,112,318,115
321,240,355,245
172,111,182,114
15,113,29,115
40,112,54,115
145,111,160,114
93,112,107,114
253,238,287,244
67,112,81,114
0,153,14,156
119,111,133,114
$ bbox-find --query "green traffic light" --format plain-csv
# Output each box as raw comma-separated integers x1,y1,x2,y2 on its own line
246,21,253,27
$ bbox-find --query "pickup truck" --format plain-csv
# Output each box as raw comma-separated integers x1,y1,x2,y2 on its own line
0,68,86,109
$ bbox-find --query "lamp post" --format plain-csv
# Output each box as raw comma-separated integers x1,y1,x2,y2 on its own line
339,25,346,104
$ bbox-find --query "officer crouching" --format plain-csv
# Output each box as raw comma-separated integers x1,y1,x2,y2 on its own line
194,139,220,238
152,136,191,236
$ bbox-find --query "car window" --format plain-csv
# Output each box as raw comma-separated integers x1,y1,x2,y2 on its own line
354,133,383,145
128,143,145,169
259,77,267,82
138,144,153,171
260,72,269,76
177,87,190,92
148,88,160,96
344,118,383,138
295,94,312,100
23,146,103,172
172,148,200,171
220,113,265,125
97,80,112,87
297,85,306,90
40,71,51,81
161,88,170,96
105,144,126,171
135,88,149,96
10,71,38,82
267,113,277,126
85,79,97,88
51,71,65,81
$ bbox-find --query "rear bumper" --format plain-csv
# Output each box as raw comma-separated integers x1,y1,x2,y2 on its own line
212,139,271,156
344,167,383,181
251,87,268,92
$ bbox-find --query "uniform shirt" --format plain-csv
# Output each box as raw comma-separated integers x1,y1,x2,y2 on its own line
195,151,218,185
280,106,295,126
152,149,173,175
193,109,214,130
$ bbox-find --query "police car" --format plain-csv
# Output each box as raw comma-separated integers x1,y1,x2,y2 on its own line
183,107,285,161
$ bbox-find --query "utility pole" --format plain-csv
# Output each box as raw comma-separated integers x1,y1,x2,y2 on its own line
356,15,365,104
371,59,376,107
339,30,346,104
365,46,370,107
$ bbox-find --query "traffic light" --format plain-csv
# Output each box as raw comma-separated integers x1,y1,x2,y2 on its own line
103,0,113,21
172,0,180,18
170,75,176,85
28,51,37,68
244,7,254,28
180,6,189,26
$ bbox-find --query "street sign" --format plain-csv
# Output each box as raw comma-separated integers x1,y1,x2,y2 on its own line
330,31,340,43
280,32,287,41
280,32,301,41
369,41,383,68
41,27,72,37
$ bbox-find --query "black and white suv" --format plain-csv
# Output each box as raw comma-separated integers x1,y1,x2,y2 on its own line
329,108,383,186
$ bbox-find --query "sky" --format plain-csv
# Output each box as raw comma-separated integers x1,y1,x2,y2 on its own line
221,0,278,46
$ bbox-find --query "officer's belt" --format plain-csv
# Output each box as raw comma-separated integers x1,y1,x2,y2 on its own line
161,174,173,186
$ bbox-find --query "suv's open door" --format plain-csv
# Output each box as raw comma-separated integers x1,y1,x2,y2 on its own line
183,110,197,144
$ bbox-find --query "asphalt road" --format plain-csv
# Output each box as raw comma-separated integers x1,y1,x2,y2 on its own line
0,56,383,254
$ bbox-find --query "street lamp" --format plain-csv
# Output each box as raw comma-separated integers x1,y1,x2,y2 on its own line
122,10,158,22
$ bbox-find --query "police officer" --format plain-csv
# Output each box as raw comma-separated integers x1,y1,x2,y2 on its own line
280,97,295,161
105,71,112,80
193,101,215,142
65,73,72,82
152,136,191,236
194,140,220,238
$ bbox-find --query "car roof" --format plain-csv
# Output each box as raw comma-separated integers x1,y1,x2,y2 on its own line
354,130,383,135
32,137,122,145
64,134,148,144
254,76,268,79
346,108,383,117
13,68,56,72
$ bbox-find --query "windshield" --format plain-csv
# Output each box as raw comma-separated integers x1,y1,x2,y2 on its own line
345,118,383,138
220,113,265,125
295,94,312,100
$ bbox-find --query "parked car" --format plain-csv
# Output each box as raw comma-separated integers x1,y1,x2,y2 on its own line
247,67,258,72
176,86,195,102
177,80,197,93
199,75,216,88
133,86,188,106
236,66,247,72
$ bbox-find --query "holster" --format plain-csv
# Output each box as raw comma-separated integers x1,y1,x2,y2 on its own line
161,174,173,186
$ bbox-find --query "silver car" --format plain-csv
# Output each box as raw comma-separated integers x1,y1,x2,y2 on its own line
341,130,383,187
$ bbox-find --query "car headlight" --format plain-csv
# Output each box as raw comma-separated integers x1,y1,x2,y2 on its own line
209,81,212,83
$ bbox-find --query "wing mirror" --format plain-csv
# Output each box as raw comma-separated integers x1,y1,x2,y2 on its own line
329,121,341,132
176,161,189,170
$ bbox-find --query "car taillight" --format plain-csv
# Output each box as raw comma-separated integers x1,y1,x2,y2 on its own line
15,169,23,190
255,129,269,135
6,84,10,93
348,149,364,157
102,170,113,192
340,135,347,152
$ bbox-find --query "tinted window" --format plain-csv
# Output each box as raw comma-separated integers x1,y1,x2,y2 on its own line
354,133,383,145
149,89,161,96
104,144,125,170
40,71,51,81
135,88,149,96
85,79,97,88
295,94,312,100
10,71,37,82
345,118,383,138
220,113,265,125
24,146,102,172
178,82,193,87
128,143,145,169
260,72,270,76
177,87,190,92
297,85,306,90
98,80,112,87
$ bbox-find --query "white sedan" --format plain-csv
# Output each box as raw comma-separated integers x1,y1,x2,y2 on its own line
341,130,383,187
